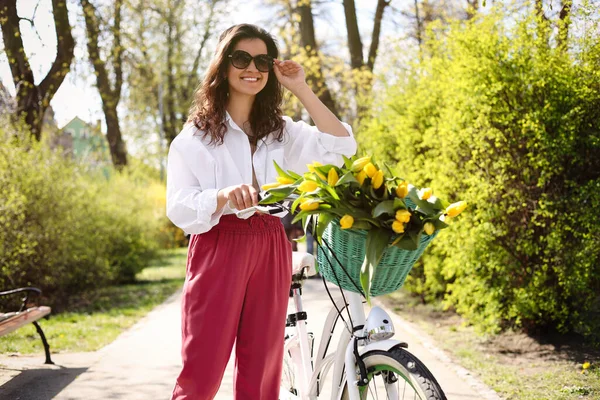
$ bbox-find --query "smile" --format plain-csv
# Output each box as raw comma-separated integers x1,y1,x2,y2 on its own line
241,77,260,82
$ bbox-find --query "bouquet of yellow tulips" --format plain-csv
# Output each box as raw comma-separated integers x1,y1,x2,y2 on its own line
260,155,467,301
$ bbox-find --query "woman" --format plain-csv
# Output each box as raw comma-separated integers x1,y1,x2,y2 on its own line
166,24,357,399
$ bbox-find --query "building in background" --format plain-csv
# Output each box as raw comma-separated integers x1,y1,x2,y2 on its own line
49,116,112,169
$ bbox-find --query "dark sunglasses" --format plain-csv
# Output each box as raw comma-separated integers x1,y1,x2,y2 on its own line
228,50,273,72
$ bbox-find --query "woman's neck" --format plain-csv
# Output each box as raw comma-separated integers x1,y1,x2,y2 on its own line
226,92,255,131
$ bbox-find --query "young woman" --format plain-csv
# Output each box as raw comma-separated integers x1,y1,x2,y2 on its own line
166,24,357,399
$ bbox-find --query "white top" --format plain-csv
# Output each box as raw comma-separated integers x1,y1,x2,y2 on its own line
166,112,358,235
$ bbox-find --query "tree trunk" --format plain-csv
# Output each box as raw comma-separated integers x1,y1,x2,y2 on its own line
297,0,338,116
367,0,389,71
81,0,128,168
0,0,74,140
104,107,128,167
164,9,178,144
343,0,363,70
534,0,547,21
414,0,424,56
557,0,572,49
466,0,479,20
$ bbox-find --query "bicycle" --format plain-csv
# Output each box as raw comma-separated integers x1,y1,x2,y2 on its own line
235,201,447,400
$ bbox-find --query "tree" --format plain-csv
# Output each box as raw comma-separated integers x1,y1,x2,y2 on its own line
80,0,128,168
124,0,224,148
342,0,389,72
0,0,75,140
341,0,390,117
296,0,338,116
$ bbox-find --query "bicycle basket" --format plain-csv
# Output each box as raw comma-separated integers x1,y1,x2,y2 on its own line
316,219,438,297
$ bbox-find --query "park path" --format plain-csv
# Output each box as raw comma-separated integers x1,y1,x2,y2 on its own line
1,280,501,400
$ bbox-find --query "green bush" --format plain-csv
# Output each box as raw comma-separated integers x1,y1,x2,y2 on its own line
359,10,600,341
0,120,166,308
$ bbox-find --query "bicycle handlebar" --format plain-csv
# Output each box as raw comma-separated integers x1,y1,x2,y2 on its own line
233,192,295,219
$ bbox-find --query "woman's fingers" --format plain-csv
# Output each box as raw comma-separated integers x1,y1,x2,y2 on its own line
241,188,253,209
249,186,259,206
228,185,258,209
230,188,244,210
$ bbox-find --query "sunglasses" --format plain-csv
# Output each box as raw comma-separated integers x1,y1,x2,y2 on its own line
228,50,273,72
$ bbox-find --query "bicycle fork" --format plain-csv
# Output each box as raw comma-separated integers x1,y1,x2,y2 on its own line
341,292,399,400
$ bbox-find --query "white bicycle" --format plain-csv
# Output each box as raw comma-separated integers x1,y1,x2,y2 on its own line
237,200,447,400
281,251,446,400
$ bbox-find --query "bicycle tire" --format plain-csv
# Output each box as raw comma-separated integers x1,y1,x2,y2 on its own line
341,347,447,400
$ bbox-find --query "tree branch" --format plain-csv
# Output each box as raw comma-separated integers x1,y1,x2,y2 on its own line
342,0,363,69
112,0,124,103
1,0,35,92
367,0,389,71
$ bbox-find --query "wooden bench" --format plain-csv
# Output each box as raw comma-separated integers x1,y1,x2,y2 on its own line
0,287,54,364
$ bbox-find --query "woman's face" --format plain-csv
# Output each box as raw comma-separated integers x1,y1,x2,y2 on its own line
226,38,270,98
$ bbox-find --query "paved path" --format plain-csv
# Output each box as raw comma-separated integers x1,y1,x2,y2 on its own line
1,281,500,400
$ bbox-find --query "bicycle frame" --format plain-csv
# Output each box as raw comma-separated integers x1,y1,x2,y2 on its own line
283,287,402,400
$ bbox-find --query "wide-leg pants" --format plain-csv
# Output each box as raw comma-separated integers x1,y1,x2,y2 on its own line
171,214,292,400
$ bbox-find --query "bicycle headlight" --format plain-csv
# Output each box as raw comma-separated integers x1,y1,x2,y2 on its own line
364,306,395,342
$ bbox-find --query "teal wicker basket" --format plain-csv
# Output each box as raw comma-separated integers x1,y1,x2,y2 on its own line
316,219,438,297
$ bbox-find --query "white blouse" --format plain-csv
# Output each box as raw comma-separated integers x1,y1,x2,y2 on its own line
166,112,357,235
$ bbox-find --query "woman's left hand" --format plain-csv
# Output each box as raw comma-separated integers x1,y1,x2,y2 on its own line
273,59,306,93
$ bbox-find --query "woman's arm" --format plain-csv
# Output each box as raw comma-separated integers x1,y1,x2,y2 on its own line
273,59,350,138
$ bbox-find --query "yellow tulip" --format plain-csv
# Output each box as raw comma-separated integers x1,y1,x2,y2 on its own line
424,222,435,235
446,201,467,217
356,170,367,185
327,168,339,186
392,220,405,234
396,181,408,198
583,362,591,370
351,156,371,172
420,187,433,200
307,162,326,180
297,180,319,192
261,182,281,191
395,209,411,223
372,170,384,189
276,176,295,185
340,214,354,229
363,162,377,178
299,199,321,211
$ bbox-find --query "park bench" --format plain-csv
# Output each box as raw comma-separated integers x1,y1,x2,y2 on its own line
0,287,53,364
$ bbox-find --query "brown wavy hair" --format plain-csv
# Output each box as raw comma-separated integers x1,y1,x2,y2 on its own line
188,24,285,146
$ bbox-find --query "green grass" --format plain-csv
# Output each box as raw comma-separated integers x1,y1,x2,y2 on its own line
383,289,600,400
0,248,187,355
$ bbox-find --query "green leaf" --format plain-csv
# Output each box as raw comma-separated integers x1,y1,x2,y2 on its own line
259,192,283,204
360,228,391,304
287,170,303,180
273,160,292,179
392,234,419,250
316,213,335,244
342,155,353,169
351,220,373,230
372,200,395,218
265,185,297,197
406,185,436,214
336,171,358,186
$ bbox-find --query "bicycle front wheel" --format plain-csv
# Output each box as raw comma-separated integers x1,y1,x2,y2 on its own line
341,347,447,400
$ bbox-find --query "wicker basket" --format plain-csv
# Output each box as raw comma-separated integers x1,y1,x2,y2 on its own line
316,219,437,297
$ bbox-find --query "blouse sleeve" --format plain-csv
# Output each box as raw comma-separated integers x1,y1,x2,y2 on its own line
166,139,226,235
282,116,358,174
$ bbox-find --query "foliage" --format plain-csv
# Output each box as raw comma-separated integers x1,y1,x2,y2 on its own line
0,248,186,354
259,156,466,301
359,8,600,341
0,119,170,309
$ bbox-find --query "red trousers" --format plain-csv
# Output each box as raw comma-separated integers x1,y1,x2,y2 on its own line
171,214,292,400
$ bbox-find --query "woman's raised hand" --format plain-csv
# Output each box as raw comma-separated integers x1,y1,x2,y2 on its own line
273,59,306,93
219,184,259,210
